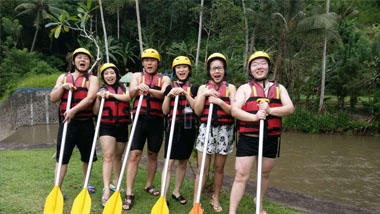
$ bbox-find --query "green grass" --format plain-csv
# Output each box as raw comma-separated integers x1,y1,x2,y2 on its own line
0,148,307,214
0,73,60,104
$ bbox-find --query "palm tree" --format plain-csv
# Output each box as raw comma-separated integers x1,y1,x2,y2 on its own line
319,0,330,112
15,0,62,52
135,0,143,55
195,0,204,72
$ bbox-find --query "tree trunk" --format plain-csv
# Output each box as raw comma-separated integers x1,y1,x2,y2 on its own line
248,27,256,57
204,28,211,64
273,29,286,81
98,0,109,62
30,25,39,52
117,7,120,40
195,0,204,73
136,0,143,55
319,0,329,112
242,0,249,70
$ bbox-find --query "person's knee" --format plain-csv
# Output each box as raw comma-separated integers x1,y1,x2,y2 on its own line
234,168,249,183
178,160,187,170
262,169,272,180
129,151,142,163
214,163,225,174
103,152,113,163
147,151,158,160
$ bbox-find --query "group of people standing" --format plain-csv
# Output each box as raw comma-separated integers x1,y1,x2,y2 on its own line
50,47,294,213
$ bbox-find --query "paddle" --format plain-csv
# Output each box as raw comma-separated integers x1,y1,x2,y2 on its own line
151,95,179,214
103,94,144,214
255,98,269,214
44,89,73,214
70,94,105,214
189,103,214,214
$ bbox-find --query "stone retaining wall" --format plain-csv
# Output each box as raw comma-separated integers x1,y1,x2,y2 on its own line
0,88,58,141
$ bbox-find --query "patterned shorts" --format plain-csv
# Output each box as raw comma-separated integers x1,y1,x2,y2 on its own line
196,123,234,155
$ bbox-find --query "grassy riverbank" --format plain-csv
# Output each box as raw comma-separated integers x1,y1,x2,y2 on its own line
0,148,306,214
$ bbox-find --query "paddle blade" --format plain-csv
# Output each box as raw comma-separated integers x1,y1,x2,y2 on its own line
103,190,122,214
70,187,91,214
44,185,63,214
151,196,169,214
189,203,203,214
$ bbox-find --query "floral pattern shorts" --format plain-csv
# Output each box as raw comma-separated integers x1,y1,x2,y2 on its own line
196,123,234,155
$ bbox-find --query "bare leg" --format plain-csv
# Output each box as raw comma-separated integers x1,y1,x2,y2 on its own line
162,159,175,197
55,163,68,188
112,141,126,187
125,150,142,195
145,150,158,191
229,156,255,214
254,157,275,213
212,154,227,209
193,151,211,204
82,162,88,183
172,159,188,204
100,135,117,200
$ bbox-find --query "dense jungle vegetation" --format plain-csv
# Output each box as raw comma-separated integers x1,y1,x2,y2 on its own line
0,0,379,134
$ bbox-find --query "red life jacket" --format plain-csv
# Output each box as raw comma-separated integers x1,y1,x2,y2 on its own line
100,84,131,124
239,80,282,136
168,81,196,122
200,80,233,125
132,71,164,118
59,72,93,118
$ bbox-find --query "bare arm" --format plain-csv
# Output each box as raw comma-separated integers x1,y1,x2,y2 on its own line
148,75,171,100
231,84,266,122
209,84,236,115
129,72,142,98
193,85,207,116
162,93,172,115
263,84,294,117
50,74,66,103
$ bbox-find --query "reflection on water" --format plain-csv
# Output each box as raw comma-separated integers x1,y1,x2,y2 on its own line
223,132,380,211
2,125,379,210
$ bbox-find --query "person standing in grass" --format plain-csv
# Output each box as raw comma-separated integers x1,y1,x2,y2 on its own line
161,56,198,205
123,48,171,210
49,48,99,196
93,63,131,206
229,51,294,214
193,53,236,212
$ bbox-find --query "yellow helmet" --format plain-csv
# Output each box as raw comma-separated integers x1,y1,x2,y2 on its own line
100,63,119,75
72,48,93,61
172,56,192,70
141,48,161,62
248,51,271,66
206,53,227,76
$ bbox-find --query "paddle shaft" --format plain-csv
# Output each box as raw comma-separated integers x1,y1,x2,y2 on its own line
160,95,179,196
83,97,105,187
255,119,264,214
55,89,73,186
116,94,144,190
195,103,214,203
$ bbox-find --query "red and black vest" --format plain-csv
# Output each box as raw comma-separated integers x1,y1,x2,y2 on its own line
168,81,196,122
59,72,93,118
239,80,282,136
200,80,233,125
133,71,164,118
100,84,131,124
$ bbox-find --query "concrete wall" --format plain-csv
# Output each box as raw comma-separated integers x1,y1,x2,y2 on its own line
0,88,59,141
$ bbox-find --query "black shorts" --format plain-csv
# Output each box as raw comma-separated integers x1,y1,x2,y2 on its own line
130,116,164,153
56,119,97,164
236,134,281,158
99,122,129,142
164,124,196,160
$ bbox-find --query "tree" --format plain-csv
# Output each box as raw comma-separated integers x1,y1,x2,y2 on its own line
15,0,62,52
135,0,143,55
319,0,330,112
195,0,204,72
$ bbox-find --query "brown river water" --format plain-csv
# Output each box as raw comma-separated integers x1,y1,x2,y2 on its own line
1,125,379,211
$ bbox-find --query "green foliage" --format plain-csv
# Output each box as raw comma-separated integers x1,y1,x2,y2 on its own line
283,107,372,134
0,47,58,96
1,17,23,47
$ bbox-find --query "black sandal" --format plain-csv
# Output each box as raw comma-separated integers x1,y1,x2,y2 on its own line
144,185,159,196
172,194,187,205
122,194,135,210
